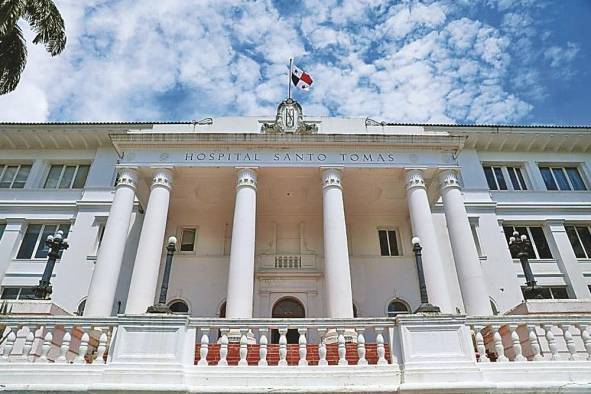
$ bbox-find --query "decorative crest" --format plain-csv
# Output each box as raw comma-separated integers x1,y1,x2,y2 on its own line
261,98,318,134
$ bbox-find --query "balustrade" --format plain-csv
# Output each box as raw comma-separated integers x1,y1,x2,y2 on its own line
0,317,115,365
1,315,591,369
467,316,591,362
189,318,394,367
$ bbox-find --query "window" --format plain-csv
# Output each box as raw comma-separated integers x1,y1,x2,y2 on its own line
378,229,399,256
521,286,569,300
179,227,196,252
482,165,527,191
503,225,553,259
44,164,90,189
1,287,35,300
0,223,5,241
0,164,31,189
565,225,591,259
387,299,410,317
168,299,189,314
538,166,587,191
16,223,70,259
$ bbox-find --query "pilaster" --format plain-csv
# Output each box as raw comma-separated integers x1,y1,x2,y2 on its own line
545,219,591,299
0,218,27,285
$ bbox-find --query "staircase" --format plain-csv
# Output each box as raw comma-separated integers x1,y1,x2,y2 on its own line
195,343,392,366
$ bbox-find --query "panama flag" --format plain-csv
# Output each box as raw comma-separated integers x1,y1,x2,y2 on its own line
291,64,314,91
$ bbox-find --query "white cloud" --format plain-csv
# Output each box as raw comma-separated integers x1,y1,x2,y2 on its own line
544,42,580,68
0,0,580,124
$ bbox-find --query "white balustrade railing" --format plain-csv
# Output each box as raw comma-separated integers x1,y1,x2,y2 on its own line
467,316,591,362
187,317,395,367
2,314,591,368
274,255,302,269
0,316,116,365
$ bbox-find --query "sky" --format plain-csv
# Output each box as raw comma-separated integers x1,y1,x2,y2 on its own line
0,0,590,125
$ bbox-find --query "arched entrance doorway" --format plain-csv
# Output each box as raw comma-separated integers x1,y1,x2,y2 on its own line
271,297,305,344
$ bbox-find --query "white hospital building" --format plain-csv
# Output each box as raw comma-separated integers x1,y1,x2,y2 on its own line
0,99,590,393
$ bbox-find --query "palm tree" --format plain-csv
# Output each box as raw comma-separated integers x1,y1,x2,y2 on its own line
0,0,66,94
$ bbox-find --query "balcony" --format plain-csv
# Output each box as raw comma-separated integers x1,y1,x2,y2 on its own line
0,313,590,392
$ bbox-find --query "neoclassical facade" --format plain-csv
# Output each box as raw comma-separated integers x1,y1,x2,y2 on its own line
1,104,590,322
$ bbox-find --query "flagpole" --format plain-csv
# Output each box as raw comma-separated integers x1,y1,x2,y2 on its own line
288,58,293,99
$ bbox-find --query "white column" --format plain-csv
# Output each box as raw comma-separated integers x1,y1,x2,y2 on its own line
125,168,173,314
225,168,257,318
405,169,453,313
439,169,492,315
85,167,138,317
0,219,26,285
322,168,354,318
545,220,591,299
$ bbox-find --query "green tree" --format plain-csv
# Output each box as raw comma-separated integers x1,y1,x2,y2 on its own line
0,0,66,94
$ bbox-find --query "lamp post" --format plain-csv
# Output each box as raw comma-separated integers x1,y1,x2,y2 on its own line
33,230,69,300
508,230,543,300
412,237,440,313
147,236,177,313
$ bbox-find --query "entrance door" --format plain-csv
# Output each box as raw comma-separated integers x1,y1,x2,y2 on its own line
271,297,305,344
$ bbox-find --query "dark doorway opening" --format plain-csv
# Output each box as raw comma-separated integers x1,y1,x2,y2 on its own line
271,297,305,344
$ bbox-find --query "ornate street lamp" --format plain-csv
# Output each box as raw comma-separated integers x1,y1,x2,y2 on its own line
33,230,69,299
147,236,178,313
508,231,543,300
412,237,440,313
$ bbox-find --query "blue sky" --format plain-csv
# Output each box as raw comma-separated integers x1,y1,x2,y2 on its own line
1,0,590,125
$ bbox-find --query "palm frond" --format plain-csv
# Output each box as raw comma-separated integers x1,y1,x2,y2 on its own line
24,0,65,56
0,0,26,36
0,25,27,94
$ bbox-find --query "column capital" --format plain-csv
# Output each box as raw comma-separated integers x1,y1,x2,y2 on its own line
404,168,426,190
115,167,139,190
321,167,343,189
235,167,257,189
150,167,174,190
438,169,461,191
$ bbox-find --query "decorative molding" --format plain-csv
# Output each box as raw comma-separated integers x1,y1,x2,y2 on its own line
151,168,173,189
236,168,257,189
260,98,318,135
321,168,343,189
404,169,426,190
438,169,461,191
115,167,138,190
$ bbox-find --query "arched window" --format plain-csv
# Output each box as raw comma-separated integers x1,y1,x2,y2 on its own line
168,299,189,314
76,299,86,316
352,302,359,318
272,297,305,319
387,298,410,317
218,301,226,318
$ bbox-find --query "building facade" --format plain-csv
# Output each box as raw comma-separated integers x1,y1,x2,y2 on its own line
1,101,591,392
1,102,590,318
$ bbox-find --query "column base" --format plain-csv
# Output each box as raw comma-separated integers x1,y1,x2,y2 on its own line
146,303,172,314
414,303,441,313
